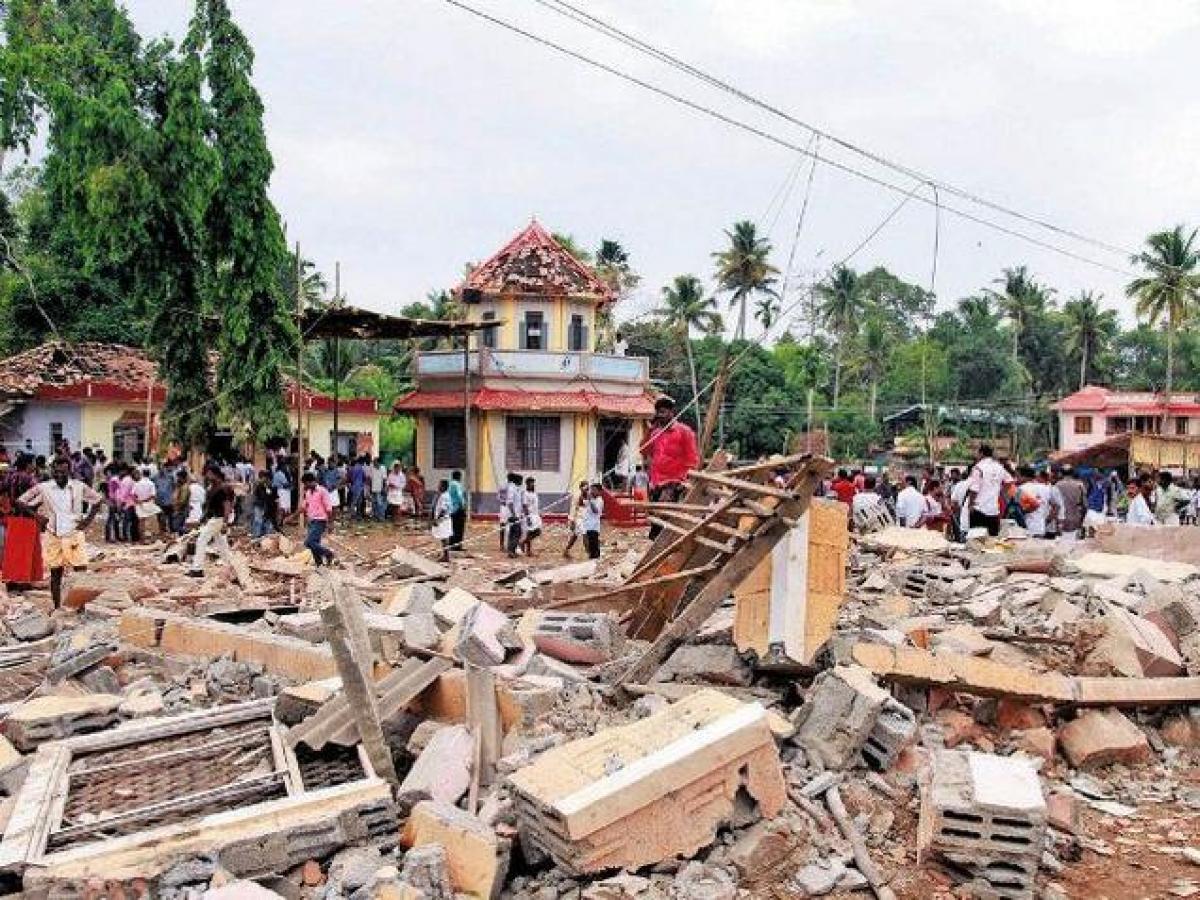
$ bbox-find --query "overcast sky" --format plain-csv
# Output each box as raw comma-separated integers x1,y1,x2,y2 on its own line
125,0,1200,335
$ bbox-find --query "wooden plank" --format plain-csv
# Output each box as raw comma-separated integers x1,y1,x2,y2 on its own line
270,725,304,796
722,453,814,479
318,576,400,787
688,470,795,499
0,745,70,872
62,699,275,755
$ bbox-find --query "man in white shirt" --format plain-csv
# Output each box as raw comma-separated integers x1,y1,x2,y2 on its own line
1017,468,1055,538
895,476,926,528
581,483,604,559
1127,479,1157,526
965,445,1014,537
18,457,104,609
947,468,970,541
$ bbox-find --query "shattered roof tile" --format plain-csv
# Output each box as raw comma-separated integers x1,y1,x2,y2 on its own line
458,220,612,301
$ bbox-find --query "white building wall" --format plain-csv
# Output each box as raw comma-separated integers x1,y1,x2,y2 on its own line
1,401,83,457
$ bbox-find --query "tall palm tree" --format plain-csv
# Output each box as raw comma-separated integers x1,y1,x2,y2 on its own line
957,295,998,332
988,266,1047,365
712,220,779,341
815,264,862,408
1063,291,1118,390
1126,226,1200,420
552,232,592,264
859,314,889,422
656,274,721,428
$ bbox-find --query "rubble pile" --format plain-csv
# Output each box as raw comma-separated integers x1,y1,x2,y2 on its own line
0,454,1197,898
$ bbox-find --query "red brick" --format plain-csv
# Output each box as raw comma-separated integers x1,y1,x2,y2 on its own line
1057,709,1152,769
1015,727,1055,764
996,700,1046,732
1045,791,1079,834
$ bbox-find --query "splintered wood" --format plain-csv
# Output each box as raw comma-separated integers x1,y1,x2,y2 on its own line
610,454,833,689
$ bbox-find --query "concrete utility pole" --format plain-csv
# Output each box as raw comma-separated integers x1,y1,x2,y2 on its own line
462,326,473,515
332,261,341,459
294,242,304,496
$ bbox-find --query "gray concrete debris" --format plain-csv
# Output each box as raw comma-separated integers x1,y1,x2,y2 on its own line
399,843,454,900
792,664,890,769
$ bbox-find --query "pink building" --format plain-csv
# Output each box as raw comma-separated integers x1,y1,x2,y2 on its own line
1052,385,1200,453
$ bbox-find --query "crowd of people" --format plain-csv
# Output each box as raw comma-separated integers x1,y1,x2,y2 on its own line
824,444,1200,541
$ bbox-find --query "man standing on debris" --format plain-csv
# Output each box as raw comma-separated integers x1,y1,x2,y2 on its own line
640,396,699,539
964,445,1013,537
582,482,604,559
1017,467,1055,538
301,471,336,565
448,469,467,551
370,457,387,522
187,464,236,578
1054,465,1086,537
18,456,104,609
1127,477,1156,525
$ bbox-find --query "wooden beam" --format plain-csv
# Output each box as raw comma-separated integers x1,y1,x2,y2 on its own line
464,664,501,789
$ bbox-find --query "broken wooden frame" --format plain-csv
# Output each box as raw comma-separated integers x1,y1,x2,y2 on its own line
0,699,391,883
611,454,833,689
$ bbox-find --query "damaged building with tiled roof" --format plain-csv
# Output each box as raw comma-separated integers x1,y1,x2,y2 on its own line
395,220,655,514
0,342,379,460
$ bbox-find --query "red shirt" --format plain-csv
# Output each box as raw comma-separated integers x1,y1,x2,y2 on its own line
831,478,858,505
641,421,699,488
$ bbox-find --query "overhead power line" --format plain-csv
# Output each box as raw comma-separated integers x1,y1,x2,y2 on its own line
438,0,1140,278
532,0,1136,262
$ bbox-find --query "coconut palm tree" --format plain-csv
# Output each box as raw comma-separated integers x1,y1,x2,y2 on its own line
712,220,779,342
1126,226,1200,421
1062,291,1118,390
815,264,862,408
988,266,1047,365
656,274,721,428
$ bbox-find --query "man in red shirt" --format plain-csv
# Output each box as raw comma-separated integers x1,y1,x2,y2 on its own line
640,396,700,539
830,469,858,506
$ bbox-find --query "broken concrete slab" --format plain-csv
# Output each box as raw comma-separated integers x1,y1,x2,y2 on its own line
397,725,473,811
792,664,889,769
1081,608,1184,678
120,608,338,681
1071,551,1198,583
6,694,122,751
432,587,480,628
508,689,785,874
655,644,752,687
402,801,510,900
1058,709,1151,769
454,602,515,667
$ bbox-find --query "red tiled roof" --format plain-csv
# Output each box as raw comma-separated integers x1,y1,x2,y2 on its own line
458,220,612,301
0,342,375,413
1053,385,1200,415
394,387,654,417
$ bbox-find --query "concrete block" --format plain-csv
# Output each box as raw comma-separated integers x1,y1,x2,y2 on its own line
7,694,122,750
402,801,510,900
433,587,480,628
403,611,443,652
398,843,453,900
793,664,889,769
862,696,917,771
918,750,1045,868
384,582,437,617
397,724,473,811
454,602,514,667
655,644,752,687
1057,709,1151,769
965,595,1002,625
531,612,625,665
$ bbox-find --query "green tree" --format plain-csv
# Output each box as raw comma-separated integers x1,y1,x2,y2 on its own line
656,274,721,429
148,32,217,451
202,0,297,443
551,231,591,264
858,314,889,422
1126,225,1200,414
0,0,161,345
753,293,780,331
712,220,778,342
815,264,862,408
1062,291,1118,390
988,265,1051,377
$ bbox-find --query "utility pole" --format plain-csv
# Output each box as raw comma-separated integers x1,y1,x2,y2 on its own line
332,261,341,461
462,326,473,515
294,242,304,499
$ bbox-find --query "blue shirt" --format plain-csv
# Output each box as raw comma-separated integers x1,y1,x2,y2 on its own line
350,464,366,490
448,480,466,514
